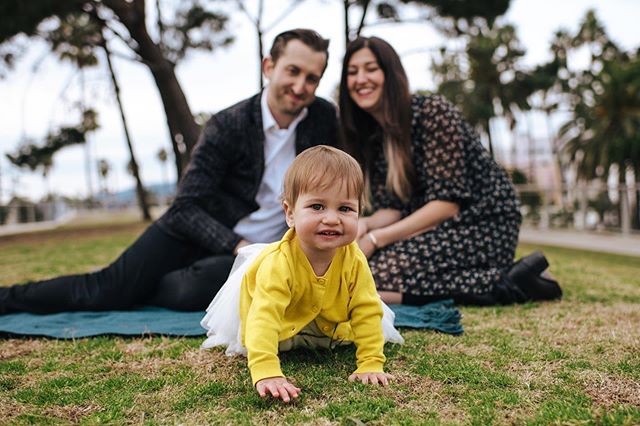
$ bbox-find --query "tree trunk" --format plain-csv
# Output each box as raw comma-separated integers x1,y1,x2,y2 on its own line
0,162,3,203
634,181,640,230
356,0,371,37
633,165,640,230
79,72,95,204
619,171,631,235
545,111,566,208
510,129,518,169
257,27,264,88
102,37,152,222
257,0,264,88
104,0,199,180
343,0,351,49
525,114,535,181
485,120,495,158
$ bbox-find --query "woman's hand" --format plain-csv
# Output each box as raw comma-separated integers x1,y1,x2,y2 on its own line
364,209,402,232
372,201,459,245
356,217,370,240
357,234,377,258
348,371,394,386
255,377,301,403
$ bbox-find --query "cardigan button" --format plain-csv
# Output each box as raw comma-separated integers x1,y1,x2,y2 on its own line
312,305,319,312
323,326,330,331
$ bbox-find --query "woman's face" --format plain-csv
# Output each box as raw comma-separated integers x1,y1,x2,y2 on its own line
346,47,385,117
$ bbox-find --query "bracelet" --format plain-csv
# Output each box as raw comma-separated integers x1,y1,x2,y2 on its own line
367,232,380,249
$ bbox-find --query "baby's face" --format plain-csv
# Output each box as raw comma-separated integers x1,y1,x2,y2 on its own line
284,183,359,258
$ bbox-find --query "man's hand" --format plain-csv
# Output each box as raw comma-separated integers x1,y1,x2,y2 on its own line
255,377,301,403
233,239,251,256
348,372,394,386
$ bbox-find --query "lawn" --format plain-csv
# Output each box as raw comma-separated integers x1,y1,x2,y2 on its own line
1,222,639,425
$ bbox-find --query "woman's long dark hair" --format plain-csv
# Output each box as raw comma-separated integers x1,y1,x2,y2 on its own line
339,36,415,204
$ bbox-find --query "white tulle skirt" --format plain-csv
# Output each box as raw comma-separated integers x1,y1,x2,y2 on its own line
200,243,404,355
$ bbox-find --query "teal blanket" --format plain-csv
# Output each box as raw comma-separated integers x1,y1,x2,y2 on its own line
0,300,462,339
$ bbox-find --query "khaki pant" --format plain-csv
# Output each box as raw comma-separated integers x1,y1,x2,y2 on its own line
279,321,351,352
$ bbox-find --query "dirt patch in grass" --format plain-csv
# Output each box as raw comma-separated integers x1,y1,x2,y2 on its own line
500,359,562,401
424,339,495,358
0,397,29,422
388,363,468,422
106,341,244,386
579,371,640,409
0,339,49,360
42,403,102,423
533,302,639,359
182,347,243,377
463,301,638,361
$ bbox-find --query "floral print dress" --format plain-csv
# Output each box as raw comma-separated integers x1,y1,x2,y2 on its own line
368,94,522,297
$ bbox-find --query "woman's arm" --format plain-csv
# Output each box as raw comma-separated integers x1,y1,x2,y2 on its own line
358,200,459,256
357,209,402,239
359,95,468,257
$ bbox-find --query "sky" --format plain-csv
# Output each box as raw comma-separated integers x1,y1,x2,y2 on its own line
0,0,639,203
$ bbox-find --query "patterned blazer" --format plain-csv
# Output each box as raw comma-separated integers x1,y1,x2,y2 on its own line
156,92,338,255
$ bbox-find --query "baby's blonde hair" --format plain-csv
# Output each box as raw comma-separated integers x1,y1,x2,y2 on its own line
283,145,364,212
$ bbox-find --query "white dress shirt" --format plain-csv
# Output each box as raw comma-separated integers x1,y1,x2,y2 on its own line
233,89,308,244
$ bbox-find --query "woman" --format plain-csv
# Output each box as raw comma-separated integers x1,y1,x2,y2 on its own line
338,36,561,306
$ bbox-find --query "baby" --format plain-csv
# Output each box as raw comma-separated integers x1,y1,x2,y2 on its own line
201,145,402,402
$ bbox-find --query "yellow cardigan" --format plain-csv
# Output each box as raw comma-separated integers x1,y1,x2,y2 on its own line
240,228,385,385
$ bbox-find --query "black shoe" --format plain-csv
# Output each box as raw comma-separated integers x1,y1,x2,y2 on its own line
509,268,562,302
522,274,562,301
495,276,529,304
453,277,528,306
508,251,549,283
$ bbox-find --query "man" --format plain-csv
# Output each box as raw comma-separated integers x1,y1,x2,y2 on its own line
0,29,337,314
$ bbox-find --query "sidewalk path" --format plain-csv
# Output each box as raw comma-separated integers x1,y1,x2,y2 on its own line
2,214,639,258
519,227,640,258
0,212,76,237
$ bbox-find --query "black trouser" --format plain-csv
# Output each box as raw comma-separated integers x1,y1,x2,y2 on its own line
0,224,234,314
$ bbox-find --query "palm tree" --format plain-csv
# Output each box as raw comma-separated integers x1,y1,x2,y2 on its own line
157,148,169,189
559,10,640,231
529,30,573,202
97,159,111,194
431,21,530,159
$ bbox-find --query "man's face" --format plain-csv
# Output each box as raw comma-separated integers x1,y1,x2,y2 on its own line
263,39,327,128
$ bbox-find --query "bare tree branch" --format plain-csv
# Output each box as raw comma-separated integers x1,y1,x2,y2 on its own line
343,0,350,47
355,0,371,37
234,0,258,25
363,15,434,29
399,45,453,57
103,21,139,53
155,0,165,50
264,0,307,32
104,46,140,62
257,0,264,28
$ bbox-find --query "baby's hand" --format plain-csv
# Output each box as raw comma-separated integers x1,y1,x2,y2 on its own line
348,372,394,386
255,377,301,403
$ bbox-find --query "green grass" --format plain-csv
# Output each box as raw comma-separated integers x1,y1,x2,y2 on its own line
1,224,639,425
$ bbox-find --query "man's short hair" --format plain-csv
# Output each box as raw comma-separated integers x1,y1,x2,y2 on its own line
269,28,330,67
283,145,364,212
